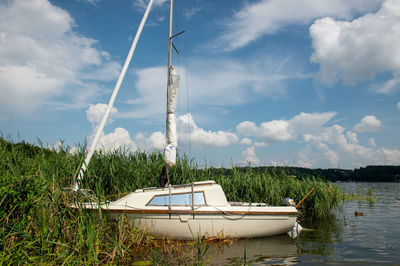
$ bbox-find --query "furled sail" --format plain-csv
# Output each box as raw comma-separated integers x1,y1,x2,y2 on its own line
164,66,180,166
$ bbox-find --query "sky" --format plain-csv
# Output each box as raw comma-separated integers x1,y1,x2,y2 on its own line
1,0,400,169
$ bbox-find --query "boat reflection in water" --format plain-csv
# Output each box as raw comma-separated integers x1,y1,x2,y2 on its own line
210,210,346,264
209,235,299,265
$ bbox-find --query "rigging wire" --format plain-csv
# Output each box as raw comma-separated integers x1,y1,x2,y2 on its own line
184,29,192,160
172,0,192,161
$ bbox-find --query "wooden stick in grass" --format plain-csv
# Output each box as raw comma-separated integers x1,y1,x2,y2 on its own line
296,187,315,209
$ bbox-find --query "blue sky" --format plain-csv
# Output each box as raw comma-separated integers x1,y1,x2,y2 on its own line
1,0,399,169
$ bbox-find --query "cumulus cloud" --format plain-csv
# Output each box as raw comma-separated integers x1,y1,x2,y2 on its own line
85,103,136,152
397,102,400,110
241,145,259,165
297,117,398,167
177,113,238,147
86,103,117,126
236,112,336,145
237,120,293,144
240,137,253,145
296,151,315,168
134,131,165,150
133,113,239,150
0,0,120,118
380,148,400,165
86,108,238,153
213,0,382,51
85,103,166,152
96,128,137,152
310,0,400,86
354,115,382,133
235,111,398,168
346,131,359,144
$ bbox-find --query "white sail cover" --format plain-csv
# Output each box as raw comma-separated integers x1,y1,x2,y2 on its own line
164,66,180,166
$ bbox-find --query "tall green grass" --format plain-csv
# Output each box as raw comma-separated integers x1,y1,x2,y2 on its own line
86,148,344,223
0,138,345,264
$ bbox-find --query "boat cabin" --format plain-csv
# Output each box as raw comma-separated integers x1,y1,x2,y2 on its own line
108,180,229,210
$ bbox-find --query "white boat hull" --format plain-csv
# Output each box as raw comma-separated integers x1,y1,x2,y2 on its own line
76,181,298,240
105,206,297,240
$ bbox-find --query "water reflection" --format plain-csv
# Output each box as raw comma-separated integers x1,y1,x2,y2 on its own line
209,235,299,265
210,183,400,264
296,210,346,257
210,214,346,264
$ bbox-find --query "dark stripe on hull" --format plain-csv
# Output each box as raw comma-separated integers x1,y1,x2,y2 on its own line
103,209,298,216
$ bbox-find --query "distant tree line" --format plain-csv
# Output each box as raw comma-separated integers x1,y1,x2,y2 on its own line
203,165,400,182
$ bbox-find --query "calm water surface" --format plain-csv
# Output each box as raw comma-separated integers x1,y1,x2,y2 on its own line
210,182,400,265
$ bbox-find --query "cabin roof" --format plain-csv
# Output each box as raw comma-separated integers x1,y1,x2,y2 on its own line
135,180,216,193
112,180,228,208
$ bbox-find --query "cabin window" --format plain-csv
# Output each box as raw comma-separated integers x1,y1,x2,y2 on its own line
147,191,206,206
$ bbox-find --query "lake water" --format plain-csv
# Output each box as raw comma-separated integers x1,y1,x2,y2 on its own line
209,182,400,265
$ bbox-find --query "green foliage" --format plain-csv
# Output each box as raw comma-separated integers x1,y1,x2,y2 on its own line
345,187,377,202
0,138,345,264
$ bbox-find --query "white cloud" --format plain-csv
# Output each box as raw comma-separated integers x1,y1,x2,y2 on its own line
122,56,304,119
133,113,240,151
96,127,137,152
237,111,336,145
290,112,337,135
184,7,202,20
310,0,400,86
301,124,366,167
134,131,165,150
298,118,399,168
296,151,315,168
235,111,397,168
213,0,382,51
380,148,400,165
346,131,359,144
86,103,117,126
397,102,400,110
368,138,376,147
237,120,293,144
254,142,268,147
240,137,252,145
0,65,63,114
86,106,237,152
122,67,166,119
177,113,238,147
354,115,382,133
85,103,136,152
373,76,400,94
241,145,259,165
323,149,340,167
0,0,120,118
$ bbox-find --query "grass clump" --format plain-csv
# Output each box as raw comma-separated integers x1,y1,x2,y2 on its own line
0,138,345,264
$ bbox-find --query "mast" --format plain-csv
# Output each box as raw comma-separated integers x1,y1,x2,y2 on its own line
166,0,173,159
163,0,180,183
168,0,173,73
164,0,174,182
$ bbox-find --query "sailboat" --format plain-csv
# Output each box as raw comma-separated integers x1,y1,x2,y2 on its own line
73,0,298,240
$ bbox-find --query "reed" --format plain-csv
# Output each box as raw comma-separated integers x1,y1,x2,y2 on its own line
0,138,345,264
